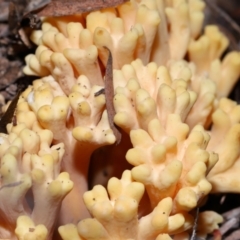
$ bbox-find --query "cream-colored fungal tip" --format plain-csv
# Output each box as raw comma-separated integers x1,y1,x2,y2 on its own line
135,5,161,64
15,102,37,128
69,79,106,127
89,10,133,66
167,60,192,82
66,22,84,48
207,123,240,181
157,84,176,120
197,211,223,237
138,197,186,239
63,45,103,87
71,75,91,96
0,135,10,154
93,25,139,69
126,147,148,166
209,51,240,98
79,29,94,49
77,219,109,239
174,188,197,211
37,143,65,167
156,234,172,240
82,170,145,238
114,87,158,132
156,160,182,188
15,216,48,240
4,145,20,159
32,121,53,145
8,123,26,136
37,96,69,125
86,11,110,33
188,25,229,73
23,54,50,76
30,153,73,239
107,170,144,203
42,31,69,52
164,114,189,141
186,161,207,184
0,153,31,189
83,184,113,219
189,0,205,39
165,1,190,60
30,29,44,45
209,98,240,138
156,66,172,86
59,224,83,240
112,195,139,222
38,48,54,72
113,92,138,132
72,126,94,142
15,111,35,130
19,128,40,154
146,118,167,143
186,76,216,128
31,168,44,184
31,154,56,180
151,197,174,229
133,159,181,193
129,128,153,148
114,66,137,89
49,52,76,95
73,110,116,145
52,172,73,196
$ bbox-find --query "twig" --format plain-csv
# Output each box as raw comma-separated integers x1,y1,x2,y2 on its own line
0,181,23,190
104,47,121,145
190,207,200,240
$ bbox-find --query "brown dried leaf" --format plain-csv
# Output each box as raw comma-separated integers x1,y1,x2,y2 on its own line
8,2,21,36
32,0,129,17
0,90,21,133
104,48,121,145
25,0,51,13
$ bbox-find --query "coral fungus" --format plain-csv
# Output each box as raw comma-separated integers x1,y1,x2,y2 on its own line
1,0,240,239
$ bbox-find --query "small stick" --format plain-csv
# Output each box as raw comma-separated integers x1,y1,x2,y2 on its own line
0,181,23,191
190,207,200,240
13,114,17,126
104,47,121,144
94,88,105,97
213,229,222,240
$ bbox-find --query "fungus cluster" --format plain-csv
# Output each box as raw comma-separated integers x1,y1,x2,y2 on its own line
1,0,240,239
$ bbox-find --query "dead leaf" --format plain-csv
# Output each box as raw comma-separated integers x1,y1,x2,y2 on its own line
8,2,34,48
104,48,121,145
8,2,20,37
25,0,51,13
0,90,21,133
31,0,129,17
21,0,50,28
